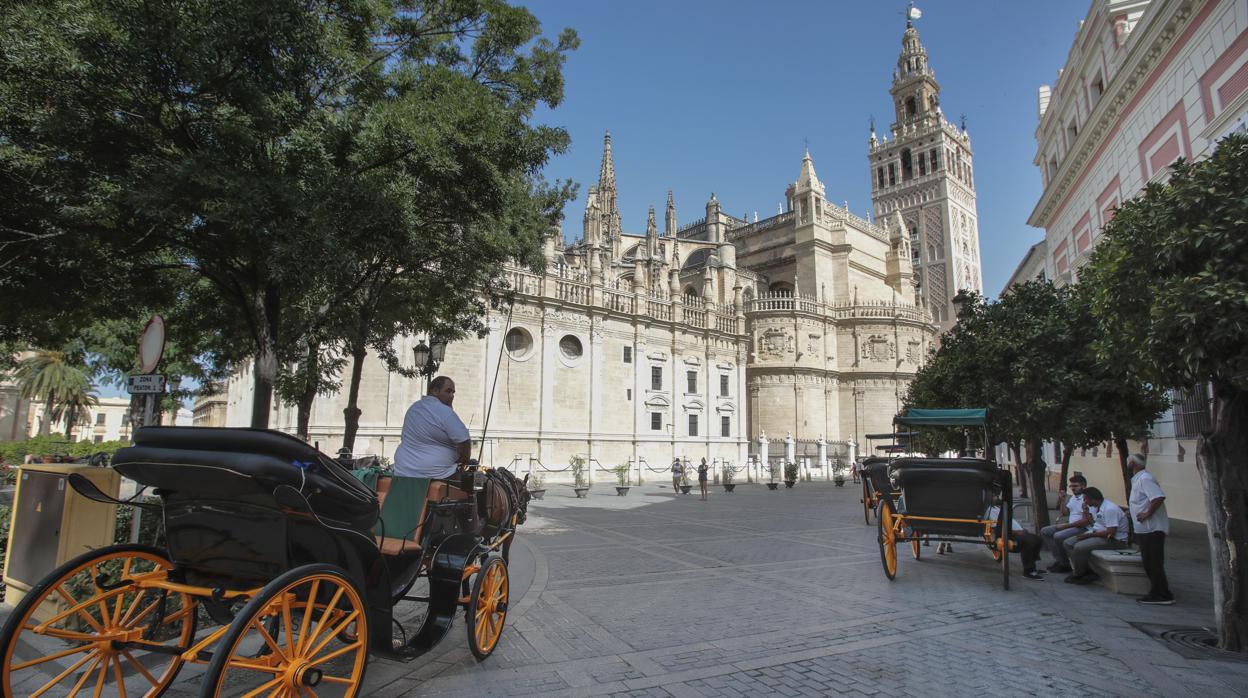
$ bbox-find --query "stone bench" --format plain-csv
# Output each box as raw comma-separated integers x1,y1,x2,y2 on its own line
1090,548,1148,595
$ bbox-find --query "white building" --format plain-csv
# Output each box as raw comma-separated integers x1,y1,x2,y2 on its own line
1020,0,1248,522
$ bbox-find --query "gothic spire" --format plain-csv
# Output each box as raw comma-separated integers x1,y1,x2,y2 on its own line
598,130,616,191
665,190,677,236
595,130,622,240
646,205,657,238
795,149,825,195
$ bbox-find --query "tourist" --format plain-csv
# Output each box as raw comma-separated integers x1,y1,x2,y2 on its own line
698,458,709,500
1128,453,1174,605
671,458,683,495
393,376,471,480
851,459,861,484
1042,474,1093,573
1063,487,1129,584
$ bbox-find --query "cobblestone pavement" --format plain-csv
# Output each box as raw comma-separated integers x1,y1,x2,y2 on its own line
14,481,1245,696
347,481,1247,697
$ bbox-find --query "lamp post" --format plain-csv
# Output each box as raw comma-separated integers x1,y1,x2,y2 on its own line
412,336,448,391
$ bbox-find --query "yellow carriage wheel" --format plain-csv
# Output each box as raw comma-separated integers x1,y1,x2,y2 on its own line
0,544,196,698
466,557,509,660
200,564,369,698
876,499,898,580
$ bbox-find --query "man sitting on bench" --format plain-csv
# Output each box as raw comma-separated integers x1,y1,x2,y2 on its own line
394,376,471,480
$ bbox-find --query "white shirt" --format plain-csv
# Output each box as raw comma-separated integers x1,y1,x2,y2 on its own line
1130,470,1169,535
393,395,470,479
985,505,1023,533
1065,492,1089,526
1091,499,1130,542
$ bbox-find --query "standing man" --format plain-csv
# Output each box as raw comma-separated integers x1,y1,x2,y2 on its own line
1042,475,1093,573
1129,454,1174,605
1063,487,1129,585
394,376,471,480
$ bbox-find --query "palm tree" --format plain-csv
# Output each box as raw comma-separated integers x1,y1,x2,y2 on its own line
12,350,98,437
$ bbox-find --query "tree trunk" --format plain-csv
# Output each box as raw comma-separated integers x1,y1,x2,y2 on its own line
250,287,281,429
1011,441,1029,498
1059,441,1074,494
1196,381,1248,652
340,344,367,453
295,342,320,442
64,406,76,441
1114,435,1133,504
39,396,54,435
1025,438,1051,530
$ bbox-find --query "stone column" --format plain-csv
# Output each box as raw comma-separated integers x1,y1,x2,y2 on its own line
848,439,858,465
785,432,796,472
758,432,769,482
538,324,558,469
818,435,827,472
588,321,604,486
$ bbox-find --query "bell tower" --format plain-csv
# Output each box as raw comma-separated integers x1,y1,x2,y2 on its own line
869,8,982,329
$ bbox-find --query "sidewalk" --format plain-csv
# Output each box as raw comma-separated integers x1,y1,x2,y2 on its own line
5,481,1246,696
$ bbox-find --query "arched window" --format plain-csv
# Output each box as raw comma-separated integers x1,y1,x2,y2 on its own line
905,97,917,116
900,149,914,181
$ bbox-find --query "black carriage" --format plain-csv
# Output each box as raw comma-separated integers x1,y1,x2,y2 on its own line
0,426,529,697
858,432,915,524
874,408,1016,589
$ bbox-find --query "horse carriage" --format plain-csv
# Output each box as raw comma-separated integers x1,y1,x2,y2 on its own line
0,426,529,697
858,432,915,524
873,409,1016,589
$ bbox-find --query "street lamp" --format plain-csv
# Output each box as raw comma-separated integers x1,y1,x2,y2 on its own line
951,289,971,323
412,336,449,391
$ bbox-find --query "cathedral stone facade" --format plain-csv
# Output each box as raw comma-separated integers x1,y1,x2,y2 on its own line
225,20,977,482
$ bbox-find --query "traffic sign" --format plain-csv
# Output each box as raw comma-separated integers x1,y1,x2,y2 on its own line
138,315,165,374
127,374,166,394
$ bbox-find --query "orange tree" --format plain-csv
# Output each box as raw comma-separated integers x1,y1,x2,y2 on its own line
1080,133,1248,652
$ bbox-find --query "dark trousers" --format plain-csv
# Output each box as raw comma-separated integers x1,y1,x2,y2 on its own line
1138,531,1172,598
1013,530,1042,572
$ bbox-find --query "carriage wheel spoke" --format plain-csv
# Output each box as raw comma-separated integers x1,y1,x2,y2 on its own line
307,640,362,668
121,650,160,687
11,642,95,671
281,593,296,657
90,653,109,698
293,580,319,656
54,587,104,633
302,587,345,657
251,617,290,663
240,675,285,698
116,588,149,627
23,623,98,643
304,611,358,662
112,653,128,698
27,648,97,698
55,652,101,698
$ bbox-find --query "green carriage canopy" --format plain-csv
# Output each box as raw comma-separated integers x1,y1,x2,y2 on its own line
894,408,988,427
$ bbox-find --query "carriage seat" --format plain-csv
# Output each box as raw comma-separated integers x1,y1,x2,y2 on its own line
373,476,470,556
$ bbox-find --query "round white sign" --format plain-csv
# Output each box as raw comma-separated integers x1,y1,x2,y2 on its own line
138,315,165,374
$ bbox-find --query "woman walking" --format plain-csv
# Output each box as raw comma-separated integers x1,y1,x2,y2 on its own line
698,458,710,500
671,458,684,495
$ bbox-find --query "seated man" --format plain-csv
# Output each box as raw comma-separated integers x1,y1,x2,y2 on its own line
1042,474,1092,573
393,376,471,480
1062,487,1129,584
987,499,1044,580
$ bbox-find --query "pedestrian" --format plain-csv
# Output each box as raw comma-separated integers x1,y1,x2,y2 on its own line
1042,474,1093,573
1063,487,1129,585
1128,453,1174,605
851,459,861,484
671,458,683,495
698,458,709,500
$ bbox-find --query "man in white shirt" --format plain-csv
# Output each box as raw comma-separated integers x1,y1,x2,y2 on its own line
986,500,1045,580
393,376,471,479
1128,453,1174,605
1063,487,1129,584
1042,474,1092,573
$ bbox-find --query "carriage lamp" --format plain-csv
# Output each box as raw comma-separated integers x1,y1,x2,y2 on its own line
412,340,431,372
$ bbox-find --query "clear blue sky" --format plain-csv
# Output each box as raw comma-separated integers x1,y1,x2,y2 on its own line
525,0,1090,297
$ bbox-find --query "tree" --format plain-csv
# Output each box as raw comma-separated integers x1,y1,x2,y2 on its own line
1,0,578,428
11,349,97,436
1080,133,1248,652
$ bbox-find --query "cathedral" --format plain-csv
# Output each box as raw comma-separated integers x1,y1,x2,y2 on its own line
223,17,981,483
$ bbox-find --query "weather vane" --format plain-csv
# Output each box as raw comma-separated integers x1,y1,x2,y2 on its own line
904,2,922,26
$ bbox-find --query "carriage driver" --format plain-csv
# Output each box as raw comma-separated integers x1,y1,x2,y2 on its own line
394,376,472,479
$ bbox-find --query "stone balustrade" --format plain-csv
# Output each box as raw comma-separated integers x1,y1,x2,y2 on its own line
745,291,931,324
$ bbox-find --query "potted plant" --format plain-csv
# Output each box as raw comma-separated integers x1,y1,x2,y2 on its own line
722,463,736,493
766,461,780,490
613,463,631,496
527,473,546,500
784,461,798,488
679,462,693,494
571,455,589,498
833,459,845,487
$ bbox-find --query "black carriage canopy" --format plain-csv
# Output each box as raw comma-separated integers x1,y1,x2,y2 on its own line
111,426,379,531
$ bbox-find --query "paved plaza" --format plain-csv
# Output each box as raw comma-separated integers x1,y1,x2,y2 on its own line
338,480,1246,697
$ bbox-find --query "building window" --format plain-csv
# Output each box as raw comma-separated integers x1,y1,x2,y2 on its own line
686,371,697,394
901,149,913,181
559,335,583,361
721,415,730,437
651,366,662,391
1173,385,1211,438
94,435,103,444
651,412,662,431
626,389,632,401
95,413,106,426
504,327,534,360
623,346,632,363
719,374,729,396
918,155,927,176
930,149,939,170
887,163,896,186
877,166,885,188
688,414,698,437
905,96,916,116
